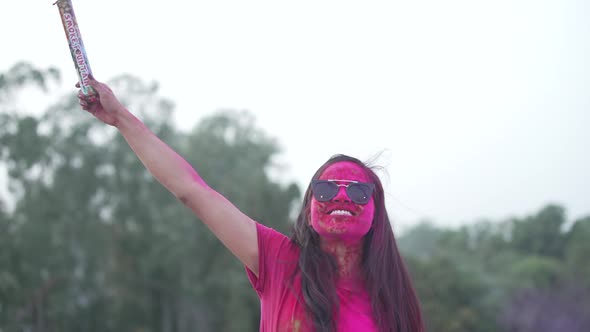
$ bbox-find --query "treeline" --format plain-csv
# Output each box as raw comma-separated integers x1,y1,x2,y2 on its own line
1,63,589,331
399,206,590,332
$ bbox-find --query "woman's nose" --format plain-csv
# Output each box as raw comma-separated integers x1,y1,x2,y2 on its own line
332,186,350,203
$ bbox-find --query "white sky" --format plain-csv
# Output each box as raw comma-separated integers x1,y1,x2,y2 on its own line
1,0,589,229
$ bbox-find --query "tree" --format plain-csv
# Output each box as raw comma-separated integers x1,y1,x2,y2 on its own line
406,255,498,332
510,204,567,258
400,204,585,332
564,216,590,286
0,62,59,103
397,221,443,260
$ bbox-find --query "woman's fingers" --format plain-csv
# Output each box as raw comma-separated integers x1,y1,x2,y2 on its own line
77,87,98,103
76,78,103,99
78,97,91,110
88,78,107,95
78,90,90,102
77,88,96,112
76,78,118,117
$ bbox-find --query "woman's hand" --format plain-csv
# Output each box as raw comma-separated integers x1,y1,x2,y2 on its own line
77,78,125,127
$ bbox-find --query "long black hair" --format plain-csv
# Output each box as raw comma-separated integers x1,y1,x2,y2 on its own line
290,154,424,332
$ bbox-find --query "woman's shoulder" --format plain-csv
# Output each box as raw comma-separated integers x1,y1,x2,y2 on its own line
255,222,300,258
248,222,300,293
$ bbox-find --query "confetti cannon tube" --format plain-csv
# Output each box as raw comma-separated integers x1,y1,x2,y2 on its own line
55,0,95,96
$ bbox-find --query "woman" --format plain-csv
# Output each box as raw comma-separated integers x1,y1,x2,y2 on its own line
78,78,424,332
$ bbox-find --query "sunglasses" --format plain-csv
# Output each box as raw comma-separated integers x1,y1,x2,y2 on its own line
311,179,375,205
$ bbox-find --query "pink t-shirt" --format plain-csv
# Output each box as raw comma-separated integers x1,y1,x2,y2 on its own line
246,222,378,332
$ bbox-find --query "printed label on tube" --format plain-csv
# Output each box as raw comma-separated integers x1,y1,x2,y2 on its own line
55,0,95,96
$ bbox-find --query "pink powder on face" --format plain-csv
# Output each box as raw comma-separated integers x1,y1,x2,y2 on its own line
310,162,375,244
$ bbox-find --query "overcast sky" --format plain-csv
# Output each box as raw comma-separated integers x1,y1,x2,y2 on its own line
1,0,588,229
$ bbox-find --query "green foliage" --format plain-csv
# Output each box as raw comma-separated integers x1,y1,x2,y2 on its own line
565,216,590,286
510,204,567,258
0,62,60,103
401,206,590,332
397,221,443,260
506,256,561,289
406,255,497,332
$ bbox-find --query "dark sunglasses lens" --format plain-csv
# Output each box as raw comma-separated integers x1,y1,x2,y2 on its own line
347,183,373,204
312,181,337,202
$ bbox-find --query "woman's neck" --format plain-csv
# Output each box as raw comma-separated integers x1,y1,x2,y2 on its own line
320,238,364,281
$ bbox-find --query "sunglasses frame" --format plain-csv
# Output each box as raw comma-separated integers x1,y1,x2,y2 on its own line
311,179,375,205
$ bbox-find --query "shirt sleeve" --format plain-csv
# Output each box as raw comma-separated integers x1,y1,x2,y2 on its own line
245,222,291,295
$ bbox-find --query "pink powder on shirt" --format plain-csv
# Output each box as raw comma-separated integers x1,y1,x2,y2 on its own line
246,223,378,332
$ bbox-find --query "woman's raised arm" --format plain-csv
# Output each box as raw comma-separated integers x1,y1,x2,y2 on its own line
78,78,260,275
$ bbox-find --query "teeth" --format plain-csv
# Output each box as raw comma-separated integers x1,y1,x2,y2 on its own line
330,210,353,216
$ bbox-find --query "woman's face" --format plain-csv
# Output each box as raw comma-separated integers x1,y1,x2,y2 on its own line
310,161,375,244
